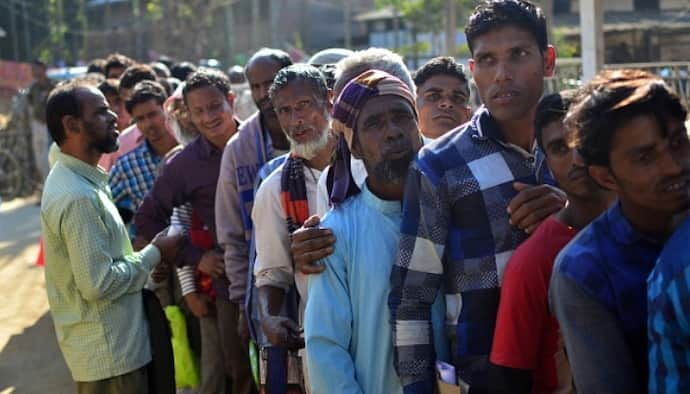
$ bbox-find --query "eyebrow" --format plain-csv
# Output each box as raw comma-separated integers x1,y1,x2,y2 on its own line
625,143,657,158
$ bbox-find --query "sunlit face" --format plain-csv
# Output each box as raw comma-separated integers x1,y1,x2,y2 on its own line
589,114,690,216
130,99,169,144
185,85,235,143
469,25,555,127
416,74,471,139
352,95,422,185
271,80,332,160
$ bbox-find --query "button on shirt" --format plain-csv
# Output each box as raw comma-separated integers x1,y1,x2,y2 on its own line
550,202,662,393
648,216,690,394
41,150,161,382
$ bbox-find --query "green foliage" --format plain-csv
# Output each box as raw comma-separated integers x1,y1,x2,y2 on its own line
553,27,579,58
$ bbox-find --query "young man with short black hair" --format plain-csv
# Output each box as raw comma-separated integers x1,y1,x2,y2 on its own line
550,69,690,393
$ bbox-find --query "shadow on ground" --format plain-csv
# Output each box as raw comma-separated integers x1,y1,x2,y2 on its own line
0,312,74,393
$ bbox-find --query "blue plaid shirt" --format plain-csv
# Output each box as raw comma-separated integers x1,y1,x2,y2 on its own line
389,107,550,392
109,141,161,216
553,202,663,392
648,216,690,394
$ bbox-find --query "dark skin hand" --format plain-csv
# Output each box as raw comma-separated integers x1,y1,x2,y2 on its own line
197,249,225,278
149,231,184,282
290,215,335,274
507,182,567,234
237,308,251,342
184,292,211,318
258,286,304,349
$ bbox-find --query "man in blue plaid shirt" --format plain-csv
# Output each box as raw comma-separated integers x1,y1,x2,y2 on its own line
109,81,178,228
388,1,566,392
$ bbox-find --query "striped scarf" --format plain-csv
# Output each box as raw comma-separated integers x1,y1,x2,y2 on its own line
280,153,310,233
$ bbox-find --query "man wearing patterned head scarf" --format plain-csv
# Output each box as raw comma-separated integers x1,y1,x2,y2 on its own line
303,70,443,394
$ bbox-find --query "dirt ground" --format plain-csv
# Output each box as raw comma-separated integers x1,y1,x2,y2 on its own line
0,197,74,393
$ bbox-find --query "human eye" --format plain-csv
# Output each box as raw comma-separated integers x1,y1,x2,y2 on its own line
477,55,495,66
426,92,441,101
451,94,466,104
669,129,690,150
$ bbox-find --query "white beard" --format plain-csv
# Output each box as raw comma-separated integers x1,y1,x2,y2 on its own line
288,125,331,160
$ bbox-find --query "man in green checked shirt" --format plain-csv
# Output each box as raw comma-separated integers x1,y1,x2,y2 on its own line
41,79,181,394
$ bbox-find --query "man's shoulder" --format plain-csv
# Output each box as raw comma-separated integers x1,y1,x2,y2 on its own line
553,220,607,282
43,165,98,212
416,121,491,178
255,162,285,199
509,218,576,274
229,113,261,149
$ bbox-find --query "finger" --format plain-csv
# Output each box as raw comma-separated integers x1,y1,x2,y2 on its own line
510,192,565,228
291,228,333,244
297,261,327,275
281,318,301,333
507,184,545,214
508,186,561,224
292,235,336,256
302,215,321,228
512,203,561,232
295,247,333,268
512,182,532,192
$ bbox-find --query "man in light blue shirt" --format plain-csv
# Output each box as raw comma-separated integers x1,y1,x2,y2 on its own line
304,70,442,394
42,80,181,393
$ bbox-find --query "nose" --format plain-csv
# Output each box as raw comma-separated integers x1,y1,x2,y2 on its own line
660,145,686,177
494,60,514,82
438,95,454,110
572,148,586,167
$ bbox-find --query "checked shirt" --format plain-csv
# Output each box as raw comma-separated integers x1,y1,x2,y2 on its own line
109,141,162,217
389,107,551,393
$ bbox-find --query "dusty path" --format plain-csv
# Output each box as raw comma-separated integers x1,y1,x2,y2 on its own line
0,198,73,393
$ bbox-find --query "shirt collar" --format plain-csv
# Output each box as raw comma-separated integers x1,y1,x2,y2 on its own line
55,150,109,187
472,105,537,159
197,134,221,159
361,182,402,216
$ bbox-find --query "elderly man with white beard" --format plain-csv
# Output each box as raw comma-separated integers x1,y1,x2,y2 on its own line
251,64,336,392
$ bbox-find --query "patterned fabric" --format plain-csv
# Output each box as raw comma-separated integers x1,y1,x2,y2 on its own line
41,150,161,381
648,217,690,393
554,202,662,391
109,141,162,216
190,210,216,300
388,107,551,392
280,154,310,233
330,69,417,205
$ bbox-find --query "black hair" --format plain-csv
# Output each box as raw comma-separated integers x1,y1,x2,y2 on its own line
170,62,198,81
118,64,157,91
125,80,168,114
269,64,328,103
534,89,578,153
97,78,120,98
46,80,90,146
246,48,293,72
104,53,135,77
465,0,548,55
567,69,688,167
150,61,171,79
182,68,232,104
32,59,47,68
413,56,469,92
87,58,107,75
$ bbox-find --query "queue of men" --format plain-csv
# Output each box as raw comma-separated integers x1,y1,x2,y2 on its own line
38,0,690,393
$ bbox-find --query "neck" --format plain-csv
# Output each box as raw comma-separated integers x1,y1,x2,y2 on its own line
366,177,404,201
555,193,615,230
149,135,178,157
262,113,290,150
304,135,336,171
495,112,536,152
620,198,676,240
60,142,102,167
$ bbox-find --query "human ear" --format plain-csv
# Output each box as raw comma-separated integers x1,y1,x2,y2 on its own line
588,165,619,192
544,45,557,78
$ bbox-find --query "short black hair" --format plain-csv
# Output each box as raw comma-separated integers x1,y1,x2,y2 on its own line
46,80,91,146
269,64,328,104
182,68,232,104
465,0,548,55
87,58,107,75
119,64,157,91
150,61,171,79
97,78,120,98
535,90,578,153
566,69,688,167
170,61,198,81
246,48,293,72
32,59,47,68
104,53,135,76
125,80,168,114
413,56,469,92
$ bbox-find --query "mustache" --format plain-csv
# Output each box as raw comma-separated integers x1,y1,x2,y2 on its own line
567,165,588,181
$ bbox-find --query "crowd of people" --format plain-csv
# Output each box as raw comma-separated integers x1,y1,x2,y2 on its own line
35,0,690,393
